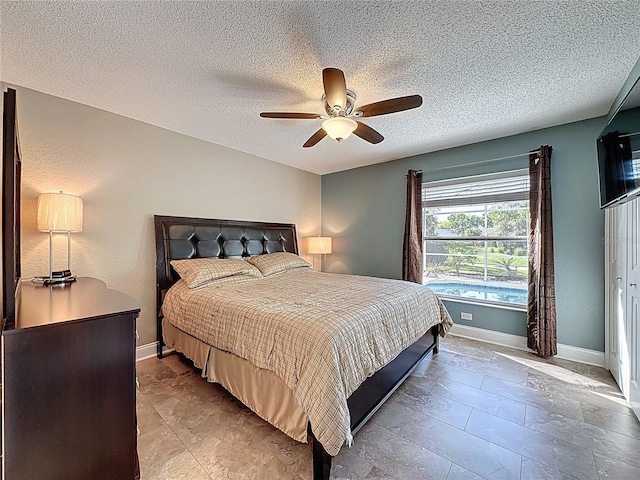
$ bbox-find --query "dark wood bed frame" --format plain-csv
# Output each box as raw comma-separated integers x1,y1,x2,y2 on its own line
154,215,440,480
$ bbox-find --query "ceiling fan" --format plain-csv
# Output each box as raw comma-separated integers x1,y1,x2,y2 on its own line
260,68,423,148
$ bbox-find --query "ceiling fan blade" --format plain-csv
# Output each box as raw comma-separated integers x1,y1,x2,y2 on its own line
323,68,347,111
357,95,423,117
303,129,327,148
260,112,321,119
353,121,384,144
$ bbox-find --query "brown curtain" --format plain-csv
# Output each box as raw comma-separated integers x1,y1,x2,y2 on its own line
403,169,423,283
527,146,557,357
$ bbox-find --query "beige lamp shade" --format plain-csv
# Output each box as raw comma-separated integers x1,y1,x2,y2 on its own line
37,192,83,233
308,236,332,255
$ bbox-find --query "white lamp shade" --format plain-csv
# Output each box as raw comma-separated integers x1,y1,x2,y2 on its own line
322,117,357,142
37,193,83,233
308,236,332,255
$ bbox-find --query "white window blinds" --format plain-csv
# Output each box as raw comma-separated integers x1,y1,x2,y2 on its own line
422,169,529,208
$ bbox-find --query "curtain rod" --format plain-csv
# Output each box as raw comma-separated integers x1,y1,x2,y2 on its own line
407,150,540,176
620,132,640,138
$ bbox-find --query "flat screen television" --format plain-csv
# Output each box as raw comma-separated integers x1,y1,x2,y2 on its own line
597,76,640,208
2,87,22,329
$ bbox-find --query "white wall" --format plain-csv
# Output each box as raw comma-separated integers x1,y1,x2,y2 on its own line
2,85,321,345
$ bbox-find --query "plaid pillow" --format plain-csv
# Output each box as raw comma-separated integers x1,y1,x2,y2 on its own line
170,258,262,289
245,252,311,277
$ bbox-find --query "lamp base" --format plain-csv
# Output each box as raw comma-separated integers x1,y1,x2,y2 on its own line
44,275,76,286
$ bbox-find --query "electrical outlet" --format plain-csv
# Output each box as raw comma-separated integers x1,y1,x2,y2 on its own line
460,312,473,321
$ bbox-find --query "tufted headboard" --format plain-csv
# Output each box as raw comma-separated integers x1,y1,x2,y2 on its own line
153,215,298,357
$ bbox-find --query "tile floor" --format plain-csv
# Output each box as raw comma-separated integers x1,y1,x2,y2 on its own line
136,336,640,480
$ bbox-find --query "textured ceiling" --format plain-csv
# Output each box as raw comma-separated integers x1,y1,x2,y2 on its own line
1,1,640,175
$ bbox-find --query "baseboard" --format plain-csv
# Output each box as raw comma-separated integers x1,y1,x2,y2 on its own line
449,324,605,367
556,343,605,368
449,324,529,351
136,342,174,361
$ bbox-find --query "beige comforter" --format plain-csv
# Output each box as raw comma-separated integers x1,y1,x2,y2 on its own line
162,267,453,455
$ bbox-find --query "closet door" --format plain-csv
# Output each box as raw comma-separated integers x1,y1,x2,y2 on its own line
626,198,640,419
607,204,626,387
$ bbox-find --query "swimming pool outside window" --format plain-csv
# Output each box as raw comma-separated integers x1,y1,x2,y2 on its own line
422,170,529,307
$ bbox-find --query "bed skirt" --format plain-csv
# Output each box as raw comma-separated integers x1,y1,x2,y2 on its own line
162,319,309,443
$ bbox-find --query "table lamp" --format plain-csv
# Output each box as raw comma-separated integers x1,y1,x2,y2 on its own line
37,192,83,285
307,236,332,271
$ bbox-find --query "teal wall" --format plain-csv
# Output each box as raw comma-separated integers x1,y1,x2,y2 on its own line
444,302,527,337
322,116,607,352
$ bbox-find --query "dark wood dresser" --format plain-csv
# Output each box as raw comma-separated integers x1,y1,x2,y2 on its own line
1,277,140,480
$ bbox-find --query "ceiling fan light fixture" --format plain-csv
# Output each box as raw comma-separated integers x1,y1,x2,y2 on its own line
260,68,421,147
322,117,357,142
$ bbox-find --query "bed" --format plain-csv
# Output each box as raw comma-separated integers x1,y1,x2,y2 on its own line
154,215,452,479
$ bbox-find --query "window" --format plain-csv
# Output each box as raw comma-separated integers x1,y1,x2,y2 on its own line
423,170,529,307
